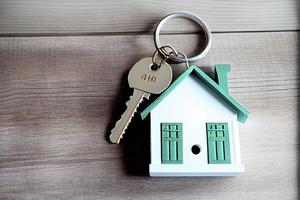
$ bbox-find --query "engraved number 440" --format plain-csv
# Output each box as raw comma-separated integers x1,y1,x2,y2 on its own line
141,74,156,83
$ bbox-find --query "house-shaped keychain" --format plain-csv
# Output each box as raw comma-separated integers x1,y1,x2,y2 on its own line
140,64,249,176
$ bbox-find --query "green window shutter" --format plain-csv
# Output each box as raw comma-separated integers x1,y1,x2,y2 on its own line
161,123,183,164
206,123,231,164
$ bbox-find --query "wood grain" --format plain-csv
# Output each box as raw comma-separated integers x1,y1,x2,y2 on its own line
0,32,298,200
0,0,299,35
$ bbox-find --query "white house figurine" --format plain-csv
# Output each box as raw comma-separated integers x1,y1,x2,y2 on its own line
140,64,249,177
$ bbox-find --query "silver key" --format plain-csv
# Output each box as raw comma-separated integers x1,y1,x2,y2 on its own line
110,57,172,144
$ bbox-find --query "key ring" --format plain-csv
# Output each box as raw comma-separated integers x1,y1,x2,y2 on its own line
154,12,212,63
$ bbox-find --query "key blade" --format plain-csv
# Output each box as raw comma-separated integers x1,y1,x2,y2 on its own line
110,90,148,144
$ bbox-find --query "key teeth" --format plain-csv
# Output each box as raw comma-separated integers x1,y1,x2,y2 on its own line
110,93,146,144
115,103,138,140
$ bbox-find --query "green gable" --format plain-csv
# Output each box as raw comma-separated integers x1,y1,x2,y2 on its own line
140,65,249,123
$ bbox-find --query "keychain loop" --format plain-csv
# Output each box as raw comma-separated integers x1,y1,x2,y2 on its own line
152,47,190,70
160,45,179,57
154,12,212,63
151,45,178,70
177,51,190,69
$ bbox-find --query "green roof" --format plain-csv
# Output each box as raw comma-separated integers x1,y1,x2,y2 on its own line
140,65,249,123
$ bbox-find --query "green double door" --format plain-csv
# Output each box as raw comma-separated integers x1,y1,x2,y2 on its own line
207,123,231,164
161,123,183,164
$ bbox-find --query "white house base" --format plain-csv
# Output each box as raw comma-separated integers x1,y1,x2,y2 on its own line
149,164,244,177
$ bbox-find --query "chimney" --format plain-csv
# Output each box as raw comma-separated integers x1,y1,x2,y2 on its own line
215,64,231,92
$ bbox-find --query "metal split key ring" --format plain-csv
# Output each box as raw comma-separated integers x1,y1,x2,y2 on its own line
154,12,212,63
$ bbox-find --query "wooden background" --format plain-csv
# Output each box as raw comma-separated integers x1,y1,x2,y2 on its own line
0,1,299,199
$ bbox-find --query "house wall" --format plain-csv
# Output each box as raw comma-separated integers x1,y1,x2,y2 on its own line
150,74,242,169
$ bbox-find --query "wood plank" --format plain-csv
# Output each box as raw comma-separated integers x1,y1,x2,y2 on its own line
0,32,298,199
0,0,299,35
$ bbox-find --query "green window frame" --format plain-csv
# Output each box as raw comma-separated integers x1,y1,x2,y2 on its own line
206,122,231,164
161,123,183,164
